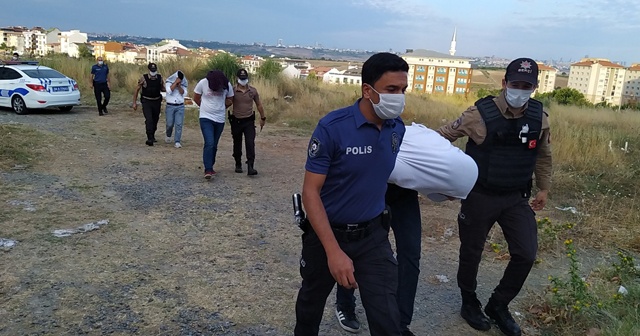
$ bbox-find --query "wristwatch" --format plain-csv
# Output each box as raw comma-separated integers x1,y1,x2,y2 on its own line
261,117,266,121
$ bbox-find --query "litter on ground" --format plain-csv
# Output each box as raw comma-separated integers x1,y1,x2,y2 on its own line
52,219,109,238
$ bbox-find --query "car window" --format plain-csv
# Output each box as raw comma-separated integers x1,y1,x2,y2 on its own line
1,68,22,80
22,69,66,79
0,68,6,80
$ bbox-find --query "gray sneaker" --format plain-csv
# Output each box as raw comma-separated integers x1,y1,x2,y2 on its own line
335,306,360,333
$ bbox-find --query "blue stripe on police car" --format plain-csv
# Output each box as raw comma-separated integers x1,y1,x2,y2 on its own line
0,88,29,98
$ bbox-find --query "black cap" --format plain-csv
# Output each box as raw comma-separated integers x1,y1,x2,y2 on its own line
148,63,158,71
505,58,539,85
237,69,248,79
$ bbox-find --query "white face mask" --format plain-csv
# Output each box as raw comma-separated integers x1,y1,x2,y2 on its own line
238,79,248,86
98,61,104,65
505,88,534,108
369,86,405,119
149,71,157,76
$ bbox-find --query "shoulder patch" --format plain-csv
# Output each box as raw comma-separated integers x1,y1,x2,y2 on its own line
391,132,400,154
308,137,321,158
452,116,463,129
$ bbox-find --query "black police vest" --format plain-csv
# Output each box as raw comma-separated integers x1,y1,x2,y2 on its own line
141,74,162,99
465,96,543,193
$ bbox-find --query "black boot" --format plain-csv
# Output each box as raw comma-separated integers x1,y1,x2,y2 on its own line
247,162,257,176
460,291,491,331
235,159,243,173
485,298,521,336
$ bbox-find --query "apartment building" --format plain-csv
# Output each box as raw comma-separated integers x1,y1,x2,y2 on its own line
146,39,189,63
402,49,473,95
241,55,264,74
1,27,27,55
536,63,557,94
568,58,626,105
622,64,640,105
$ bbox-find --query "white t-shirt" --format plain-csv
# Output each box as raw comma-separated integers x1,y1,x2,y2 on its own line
388,123,478,202
194,79,234,123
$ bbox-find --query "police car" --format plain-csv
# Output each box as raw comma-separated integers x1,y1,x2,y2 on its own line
0,61,81,114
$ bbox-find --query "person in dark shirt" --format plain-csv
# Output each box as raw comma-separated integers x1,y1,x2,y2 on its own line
90,57,111,116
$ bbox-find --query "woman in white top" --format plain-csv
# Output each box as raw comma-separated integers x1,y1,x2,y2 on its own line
193,70,234,179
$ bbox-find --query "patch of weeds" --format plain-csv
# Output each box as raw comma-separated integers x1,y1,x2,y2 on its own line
531,233,640,336
537,217,576,250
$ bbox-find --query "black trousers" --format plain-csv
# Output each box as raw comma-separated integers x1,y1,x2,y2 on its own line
93,82,110,112
142,99,162,141
337,184,422,331
295,221,401,336
230,115,256,164
457,190,538,305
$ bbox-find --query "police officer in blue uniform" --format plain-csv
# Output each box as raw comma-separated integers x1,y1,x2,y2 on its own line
436,58,553,336
294,52,409,336
90,56,110,116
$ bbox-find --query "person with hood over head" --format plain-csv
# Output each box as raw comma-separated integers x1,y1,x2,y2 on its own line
165,70,188,148
193,70,234,179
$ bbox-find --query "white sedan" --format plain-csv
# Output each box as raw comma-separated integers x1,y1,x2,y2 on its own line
0,61,81,114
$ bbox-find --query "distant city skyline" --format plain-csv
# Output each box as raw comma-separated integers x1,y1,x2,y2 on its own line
2,0,638,64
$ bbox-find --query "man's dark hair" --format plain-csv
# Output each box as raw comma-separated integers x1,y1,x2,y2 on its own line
362,52,409,87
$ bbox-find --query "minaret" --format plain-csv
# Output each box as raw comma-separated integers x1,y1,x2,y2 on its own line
449,27,457,56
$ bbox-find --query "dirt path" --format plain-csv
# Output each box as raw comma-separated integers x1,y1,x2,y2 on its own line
0,105,568,335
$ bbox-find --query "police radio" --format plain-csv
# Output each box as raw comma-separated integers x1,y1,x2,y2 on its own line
292,193,306,228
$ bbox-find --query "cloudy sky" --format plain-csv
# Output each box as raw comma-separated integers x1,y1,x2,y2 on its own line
3,0,639,64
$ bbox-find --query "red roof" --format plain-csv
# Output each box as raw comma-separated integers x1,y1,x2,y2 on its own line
538,64,556,71
571,60,624,68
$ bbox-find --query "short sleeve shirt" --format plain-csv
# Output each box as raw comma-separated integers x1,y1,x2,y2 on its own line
194,79,234,123
305,99,405,225
91,64,109,83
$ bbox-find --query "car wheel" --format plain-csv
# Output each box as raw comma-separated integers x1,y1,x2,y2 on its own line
12,96,28,115
58,106,73,112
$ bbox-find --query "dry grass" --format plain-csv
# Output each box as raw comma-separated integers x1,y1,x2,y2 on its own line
25,56,640,249
0,124,49,170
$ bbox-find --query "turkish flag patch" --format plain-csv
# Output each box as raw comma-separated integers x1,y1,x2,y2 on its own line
528,139,537,149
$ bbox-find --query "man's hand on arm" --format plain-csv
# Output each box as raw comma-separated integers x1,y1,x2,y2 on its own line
302,171,358,289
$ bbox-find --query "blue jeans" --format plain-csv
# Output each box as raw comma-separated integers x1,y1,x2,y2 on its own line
199,118,225,172
165,104,185,143
336,184,421,331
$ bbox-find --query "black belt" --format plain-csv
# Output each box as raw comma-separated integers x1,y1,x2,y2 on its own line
331,213,383,243
167,102,184,106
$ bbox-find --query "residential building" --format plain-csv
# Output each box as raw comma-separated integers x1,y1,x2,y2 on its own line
568,58,626,105
279,58,312,70
1,27,27,54
301,66,333,80
58,30,88,56
622,64,640,105
91,41,106,58
241,55,264,74
146,39,189,62
21,27,47,56
402,49,473,95
322,66,362,85
536,63,558,94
